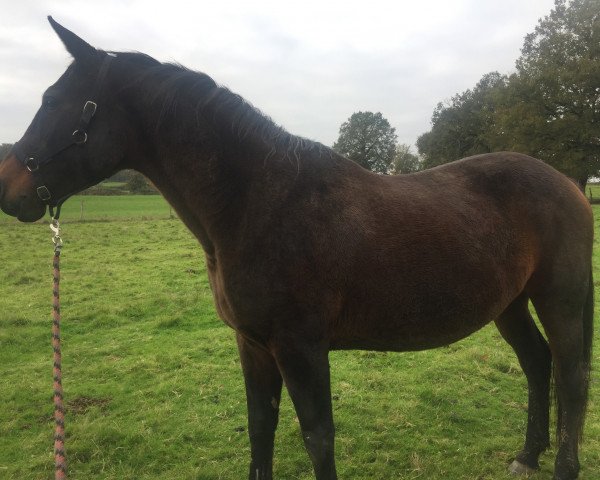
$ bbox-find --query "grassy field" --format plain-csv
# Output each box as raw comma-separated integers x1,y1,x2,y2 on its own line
0,196,599,479
586,183,600,203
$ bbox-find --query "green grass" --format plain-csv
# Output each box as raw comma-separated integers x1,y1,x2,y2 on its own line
0,197,599,479
586,183,600,203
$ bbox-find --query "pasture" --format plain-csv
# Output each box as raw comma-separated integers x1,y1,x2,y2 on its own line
587,184,600,204
1,195,598,479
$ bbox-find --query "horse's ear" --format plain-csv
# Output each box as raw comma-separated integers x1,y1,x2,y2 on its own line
48,16,96,61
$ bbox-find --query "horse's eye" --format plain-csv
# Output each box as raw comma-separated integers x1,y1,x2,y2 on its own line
43,96,58,111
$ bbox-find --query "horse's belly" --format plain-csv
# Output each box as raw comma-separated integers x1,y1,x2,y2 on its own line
329,289,511,352
329,317,490,352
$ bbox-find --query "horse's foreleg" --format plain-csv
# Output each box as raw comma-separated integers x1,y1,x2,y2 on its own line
495,294,552,473
273,340,337,480
237,333,283,480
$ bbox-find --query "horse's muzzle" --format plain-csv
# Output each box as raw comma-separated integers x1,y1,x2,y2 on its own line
0,153,46,222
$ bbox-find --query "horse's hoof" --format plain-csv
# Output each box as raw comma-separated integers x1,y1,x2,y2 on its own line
508,460,537,476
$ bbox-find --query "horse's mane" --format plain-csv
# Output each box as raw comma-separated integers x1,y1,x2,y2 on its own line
116,51,328,163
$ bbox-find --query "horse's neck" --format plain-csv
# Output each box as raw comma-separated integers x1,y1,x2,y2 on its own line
130,109,275,254
120,73,329,254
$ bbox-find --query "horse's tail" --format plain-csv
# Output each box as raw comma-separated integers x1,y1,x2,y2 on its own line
585,268,594,362
578,267,595,442
583,267,594,395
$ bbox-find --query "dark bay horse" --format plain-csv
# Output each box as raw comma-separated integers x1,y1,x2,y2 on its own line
0,18,594,480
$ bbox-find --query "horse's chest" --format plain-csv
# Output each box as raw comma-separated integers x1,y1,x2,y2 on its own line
206,260,276,334
207,263,240,328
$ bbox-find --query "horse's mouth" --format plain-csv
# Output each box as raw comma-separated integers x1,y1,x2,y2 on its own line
17,204,47,222
0,153,47,222
0,197,46,222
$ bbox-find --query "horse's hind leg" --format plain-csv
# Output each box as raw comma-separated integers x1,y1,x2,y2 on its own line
495,293,552,473
531,279,593,480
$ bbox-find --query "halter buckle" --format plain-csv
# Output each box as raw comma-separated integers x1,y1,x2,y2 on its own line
26,157,39,172
37,185,52,201
83,101,97,118
72,130,88,145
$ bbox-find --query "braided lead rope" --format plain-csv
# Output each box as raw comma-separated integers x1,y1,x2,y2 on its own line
50,219,66,480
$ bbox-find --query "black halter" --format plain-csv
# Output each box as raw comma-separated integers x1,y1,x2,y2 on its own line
12,53,114,219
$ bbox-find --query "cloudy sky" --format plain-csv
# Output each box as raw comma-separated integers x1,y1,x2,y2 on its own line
1,0,557,149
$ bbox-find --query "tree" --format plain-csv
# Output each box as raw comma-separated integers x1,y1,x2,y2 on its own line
494,0,600,187
0,143,13,160
108,169,137,183
416,72,508,169
333,111,398,174
417,0,600,188
390,143,421,174
126,171,154,193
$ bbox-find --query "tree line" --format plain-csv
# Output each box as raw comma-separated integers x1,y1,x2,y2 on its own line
0,143,11,160
333,0,599,188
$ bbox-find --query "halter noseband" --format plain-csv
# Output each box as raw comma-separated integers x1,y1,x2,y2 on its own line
12,53,114,218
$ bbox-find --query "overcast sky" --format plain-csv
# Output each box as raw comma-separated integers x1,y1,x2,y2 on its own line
1,0,557,149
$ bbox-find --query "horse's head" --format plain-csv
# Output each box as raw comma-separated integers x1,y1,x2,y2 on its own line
0,17,131,221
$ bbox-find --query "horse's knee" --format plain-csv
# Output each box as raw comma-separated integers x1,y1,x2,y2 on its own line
303,425,334,452
302,425,336,469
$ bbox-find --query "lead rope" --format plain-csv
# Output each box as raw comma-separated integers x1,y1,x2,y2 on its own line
50,217,67,480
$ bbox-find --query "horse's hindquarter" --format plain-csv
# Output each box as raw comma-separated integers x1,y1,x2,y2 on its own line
328,153,590,351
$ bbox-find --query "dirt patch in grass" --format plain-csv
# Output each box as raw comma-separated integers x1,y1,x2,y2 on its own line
67,396,111,415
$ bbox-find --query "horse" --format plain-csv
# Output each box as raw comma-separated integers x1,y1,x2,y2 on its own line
0,17,594,480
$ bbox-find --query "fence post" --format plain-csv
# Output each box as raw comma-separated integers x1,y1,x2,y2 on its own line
80,200,84,221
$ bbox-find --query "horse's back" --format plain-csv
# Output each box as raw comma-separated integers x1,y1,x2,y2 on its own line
389,152,593,266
